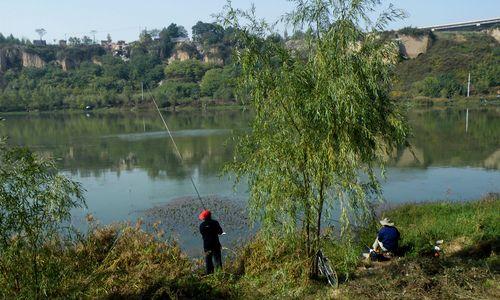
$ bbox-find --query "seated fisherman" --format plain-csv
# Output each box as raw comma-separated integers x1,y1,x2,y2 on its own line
371,217,400,260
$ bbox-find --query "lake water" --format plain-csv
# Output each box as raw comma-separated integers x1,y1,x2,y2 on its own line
1,107,499,254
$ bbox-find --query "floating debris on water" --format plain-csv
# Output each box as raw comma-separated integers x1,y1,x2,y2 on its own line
138,195,252,256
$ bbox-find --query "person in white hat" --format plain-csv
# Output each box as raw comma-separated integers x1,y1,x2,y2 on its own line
371,217,400,259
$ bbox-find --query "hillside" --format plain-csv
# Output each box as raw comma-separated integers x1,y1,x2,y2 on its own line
0,22,237,112
393,30,500,99
0,28,499,112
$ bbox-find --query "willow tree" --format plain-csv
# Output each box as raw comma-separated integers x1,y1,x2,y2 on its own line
0,138,85,298
222,0,409,273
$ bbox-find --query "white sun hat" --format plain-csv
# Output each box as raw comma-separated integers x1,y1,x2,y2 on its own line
379,217,394,226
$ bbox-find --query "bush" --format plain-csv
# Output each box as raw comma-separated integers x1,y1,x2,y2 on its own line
200,65,238,100
398,27,432,38
0,141,85,299
158,80,200,105
413,74,464,98
164,59,211,83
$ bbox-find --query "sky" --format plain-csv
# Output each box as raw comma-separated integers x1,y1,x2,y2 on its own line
1,0,499,43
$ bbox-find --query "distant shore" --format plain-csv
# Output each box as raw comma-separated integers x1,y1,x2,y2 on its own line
0,96,499,115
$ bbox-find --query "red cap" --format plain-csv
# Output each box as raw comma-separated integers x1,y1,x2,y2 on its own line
199,209,211,221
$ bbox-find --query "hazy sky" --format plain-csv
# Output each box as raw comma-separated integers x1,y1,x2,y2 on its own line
1,0,498,42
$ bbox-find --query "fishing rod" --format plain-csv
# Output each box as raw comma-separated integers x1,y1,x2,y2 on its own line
144,84,206,210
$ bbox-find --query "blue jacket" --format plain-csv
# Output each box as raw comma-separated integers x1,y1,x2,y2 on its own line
378,226,400,252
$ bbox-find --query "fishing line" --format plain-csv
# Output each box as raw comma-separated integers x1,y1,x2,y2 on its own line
144,85,206,210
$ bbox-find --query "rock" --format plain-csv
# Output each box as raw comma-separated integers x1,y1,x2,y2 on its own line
21,51,45,68
398,34,432,59
485,27,500,43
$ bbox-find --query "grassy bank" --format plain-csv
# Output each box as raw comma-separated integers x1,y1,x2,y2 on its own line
1,195,498,299
228,194,500,299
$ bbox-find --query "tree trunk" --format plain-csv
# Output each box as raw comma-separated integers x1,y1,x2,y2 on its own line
310,178,325,278
305,205,310,255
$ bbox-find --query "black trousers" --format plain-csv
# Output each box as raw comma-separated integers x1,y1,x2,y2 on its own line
205,247,222,274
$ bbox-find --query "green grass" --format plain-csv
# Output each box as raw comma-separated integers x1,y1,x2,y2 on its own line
384,194,500,256
1,196,498,299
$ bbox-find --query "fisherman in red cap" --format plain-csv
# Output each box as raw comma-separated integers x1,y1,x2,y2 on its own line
199,209,224,274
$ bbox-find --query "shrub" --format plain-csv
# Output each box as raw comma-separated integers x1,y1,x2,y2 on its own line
0,140,85,299
158,81,200,105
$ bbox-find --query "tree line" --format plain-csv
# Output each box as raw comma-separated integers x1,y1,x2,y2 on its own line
1,22,499,112
0,22,240,111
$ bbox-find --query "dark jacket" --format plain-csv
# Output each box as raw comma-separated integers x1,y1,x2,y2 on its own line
378,226,400,252
199,218,223,251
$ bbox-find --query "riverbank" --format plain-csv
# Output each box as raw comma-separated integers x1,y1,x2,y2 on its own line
0,95,499,115
405,95,500,108
1,195,497,299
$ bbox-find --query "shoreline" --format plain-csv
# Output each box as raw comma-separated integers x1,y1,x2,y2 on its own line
0,96,499,115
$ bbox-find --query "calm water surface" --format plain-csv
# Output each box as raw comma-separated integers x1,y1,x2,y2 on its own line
1,107,499,253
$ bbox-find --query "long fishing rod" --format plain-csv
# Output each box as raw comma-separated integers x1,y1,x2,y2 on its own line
144,85,206,210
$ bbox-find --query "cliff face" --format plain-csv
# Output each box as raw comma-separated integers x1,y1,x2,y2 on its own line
168,50,192,63
22,51,46,68
168,42,200,64
0,47,47,71
486,28,500,43
57,57,80,71
398,34,432,59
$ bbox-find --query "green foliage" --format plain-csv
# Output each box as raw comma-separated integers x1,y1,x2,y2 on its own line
222,0,409,276
0,139,85,299
398,26,432,37
129,53,164,86
0,134,496,298
200,65,238,99
158,81,200,105
164,59,210,82
413,74,465,98
192,21,225,46
0,33,28,46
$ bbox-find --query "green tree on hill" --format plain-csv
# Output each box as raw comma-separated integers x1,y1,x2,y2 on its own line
164,59,210,82
200,64,238,99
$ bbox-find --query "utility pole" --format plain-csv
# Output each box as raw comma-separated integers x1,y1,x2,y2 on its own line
466,108,469,133
141,82,144,103
467,72,471,97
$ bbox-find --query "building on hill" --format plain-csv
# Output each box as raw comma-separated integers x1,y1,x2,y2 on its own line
33,40,46,46
111,40,129,60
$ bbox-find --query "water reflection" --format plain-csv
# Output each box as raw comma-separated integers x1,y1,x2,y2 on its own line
2,110,251,180
399,107,500,169
2,107,498,177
